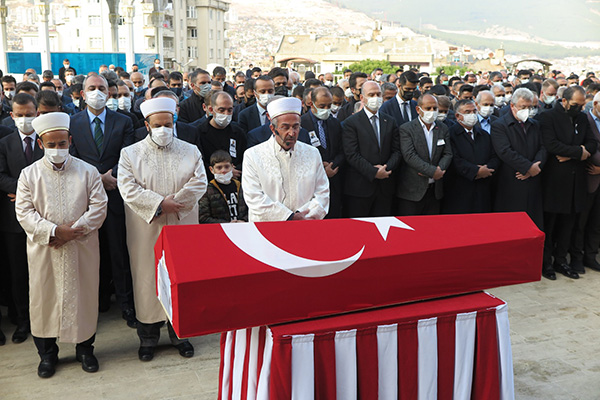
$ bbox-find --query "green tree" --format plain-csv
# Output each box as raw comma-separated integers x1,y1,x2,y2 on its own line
348,59,396,75
436,65,469,77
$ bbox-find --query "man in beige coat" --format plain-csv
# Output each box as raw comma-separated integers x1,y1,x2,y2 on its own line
15,112,108,378
118,97,207,362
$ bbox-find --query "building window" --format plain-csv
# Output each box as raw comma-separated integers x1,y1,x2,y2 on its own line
119,37,127,48
217,30,221,40
76,29,80,37
210,9,213,19
88,15,101,26
209,29,213,40
218,49,221,59
188,28,197,38
335,63,343,71
89,37,102,48
210,48,214,59
188,46,197,58
186,6,196,18
217,11,220,21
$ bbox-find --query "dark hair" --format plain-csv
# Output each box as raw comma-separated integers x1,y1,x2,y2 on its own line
70,83,83,96
235,71,246,79
330,86,344,98
119,71,130,79
42,70,54,79
16,81,39,94
419,77,433,86
472,84,491,98
427,84,450,96
150,86,168,98
107,79,118,88
587,83,600,94
244,78,255,92
343,69,353,75
251,67,262,74
489,71,503,82
563,85,585,101
149,72,164,82
1,75,17,85
267,67,289,81
210,149,232,166
292,85,305,99
459,85,474,95
304,71,316,80
213,66,226,77
349,72,368,89
517,69,532,78
36,90,61,109
448,76,462,87
455,99,475,113
168,71,183,82
304,78,322,88
12,93,37,108
255,75,274,84
189,68,211,84
39,81,56,91
398,71,419,86
581,78,595,89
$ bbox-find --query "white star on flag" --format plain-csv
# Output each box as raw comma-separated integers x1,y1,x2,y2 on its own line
352,217,414,240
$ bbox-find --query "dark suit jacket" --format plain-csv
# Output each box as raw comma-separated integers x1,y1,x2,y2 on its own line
70,109,134,213
586,111,600,193
397,118,452,201
1,116,15,129
247,124,311,149
117,108,143,130
0,130,44,233
133,121,201,151
539,102,597,214
0,125,12,140
178,93,206,123
443,124,500,214
337,97,359,122
342,109,401,198
233,101,250,122
490,112,546,229
380,96,418,128
238,104,265,135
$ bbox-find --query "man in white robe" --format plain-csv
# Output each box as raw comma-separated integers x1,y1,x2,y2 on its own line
242,97,330,222
15,112,108,378
118,97,207,362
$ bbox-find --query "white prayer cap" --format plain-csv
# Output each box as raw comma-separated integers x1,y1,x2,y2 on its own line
32,112,70,137
140,97,176,119
267,97,302,119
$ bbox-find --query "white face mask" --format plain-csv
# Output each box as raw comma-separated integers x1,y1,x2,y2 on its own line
436,112,447,122
213,112,232,128
72,98,80,108
214,170,233,185
374,75,382,82
4,90,15,99
478,105,493,118
314,107,331,120
516,108,530,122
258,93,274,107
460,113,478,128
529,107,538,118
344,88,353,98
118,96,132,112
85,89,108,110
366,96,383,112
150,126,174,147
44,148,69,164
15,116,35,134
331,104,340,113
106,98,118,111
197,83,211,98
324,81,333,87
494,96,505,107
505,93,513,103
420,110,439,124
56,90,63,97
520,79,529,85
543,95,556,105
65,75,74,84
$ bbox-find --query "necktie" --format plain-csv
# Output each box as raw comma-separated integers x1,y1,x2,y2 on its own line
403,102,410,121
467,131,474,141
93,117,103,153
371,115,380,147
519,122,527,134
24,136,33,164
317,120,327,149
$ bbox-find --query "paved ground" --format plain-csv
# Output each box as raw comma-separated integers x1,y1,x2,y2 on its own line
1,271,600,399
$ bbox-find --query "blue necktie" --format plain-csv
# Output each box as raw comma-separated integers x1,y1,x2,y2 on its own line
93,117,103,153
317,120,327,149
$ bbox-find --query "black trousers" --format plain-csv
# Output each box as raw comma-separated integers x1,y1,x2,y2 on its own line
1,231,29,327
344,184,393,218
543,212,578,267
98,207,133,311
137,321,186,348
396,186,441,216
571,189,600,260
33,334,96,360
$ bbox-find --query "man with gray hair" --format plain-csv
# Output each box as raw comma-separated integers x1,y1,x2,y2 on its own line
475,90,497,133
381,82,398,103
539,85,596,279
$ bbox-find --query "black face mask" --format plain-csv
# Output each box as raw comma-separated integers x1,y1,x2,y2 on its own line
402,90,414,101
170,87,182,97
245,96,256,107
566,103,582,118
274,85,289,97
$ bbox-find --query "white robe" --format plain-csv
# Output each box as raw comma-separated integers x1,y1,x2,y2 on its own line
118,136,207,324
242,136,329,222
15,156,107,343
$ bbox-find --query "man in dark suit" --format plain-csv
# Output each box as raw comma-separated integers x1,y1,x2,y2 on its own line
571,93,600,273
148,58,163,77
301,87,345,218
58,59,76,84
443,99,499,214
238,75,274,135
337,72,367,122
539,86,596,280
69,74,137,326
0,93,43,344
475,90,498,134
380,70,419,128
342,81,401,217
396,94,452,215
178,69,211,124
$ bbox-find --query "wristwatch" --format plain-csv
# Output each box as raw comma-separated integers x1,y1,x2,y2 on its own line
155,205,163,217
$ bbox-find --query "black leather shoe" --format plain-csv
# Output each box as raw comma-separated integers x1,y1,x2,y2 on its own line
122,308,138,329
138,346,155,362
554,263,579,279
174,342,194,358
37,357,58,378
0,329,5,346
12,325,30,344
583,256,600,272
542,266,556,280
76,354,99,373
570,258,585,274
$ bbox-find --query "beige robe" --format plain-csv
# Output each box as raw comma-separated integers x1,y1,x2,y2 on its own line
242,136,330,222
15,156,107,343
118,136,207,324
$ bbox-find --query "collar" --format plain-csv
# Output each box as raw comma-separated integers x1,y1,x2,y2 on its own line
87,107,107,125
18,130,37,142
590,110,600,123
364,106,379,120
308,109,321,125
256,102,267,115
396,93,409,105
271,134,294,157
477,113,489,123
418,116,436,132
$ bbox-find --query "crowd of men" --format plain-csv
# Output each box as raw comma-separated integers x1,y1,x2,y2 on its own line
1,56,600,378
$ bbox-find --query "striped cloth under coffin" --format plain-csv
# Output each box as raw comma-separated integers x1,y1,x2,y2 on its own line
218,292,514,400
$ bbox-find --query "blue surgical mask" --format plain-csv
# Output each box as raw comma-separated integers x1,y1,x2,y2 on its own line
173,113,178,124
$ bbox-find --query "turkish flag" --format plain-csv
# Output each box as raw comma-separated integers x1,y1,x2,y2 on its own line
154,212,543,338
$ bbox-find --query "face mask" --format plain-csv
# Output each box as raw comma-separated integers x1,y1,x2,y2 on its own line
245,96,256,107
436,112,447,122
135,85,144,93
479,105,493,118
44,148,69,164
197,83,211,98
520,79,529,85
566,103,582,118
366,96,383,112
505,93,512,103
529,107,538,118
344,88,353,98
72,98,80,108
154,63,160,69
118,96,132,112
56,90,63,97
324,81,333,87
171,87,183,97
15,116,35,134
494,96,505,107
401,90,414,101
4,90,15,99
515,108,530,122
173,113,178,124
258,93,274,107
183,82,189,89
288,89,293,97
63,64,70,69
150,126,174,147
442,81,449,86
65,75,74,84
215,170,233,185
374,75,382,82
543,95,556,105
331,104,341,113
459,113,478,128
213,112,232,128
420,110,439,124
314,107,331,120
85,89,107,110
106,98,118,111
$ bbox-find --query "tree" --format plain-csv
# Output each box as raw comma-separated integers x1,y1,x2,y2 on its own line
436,65,469,77
348,59,396,75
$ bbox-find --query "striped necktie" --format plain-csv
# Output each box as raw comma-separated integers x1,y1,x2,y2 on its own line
93,117,103,153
